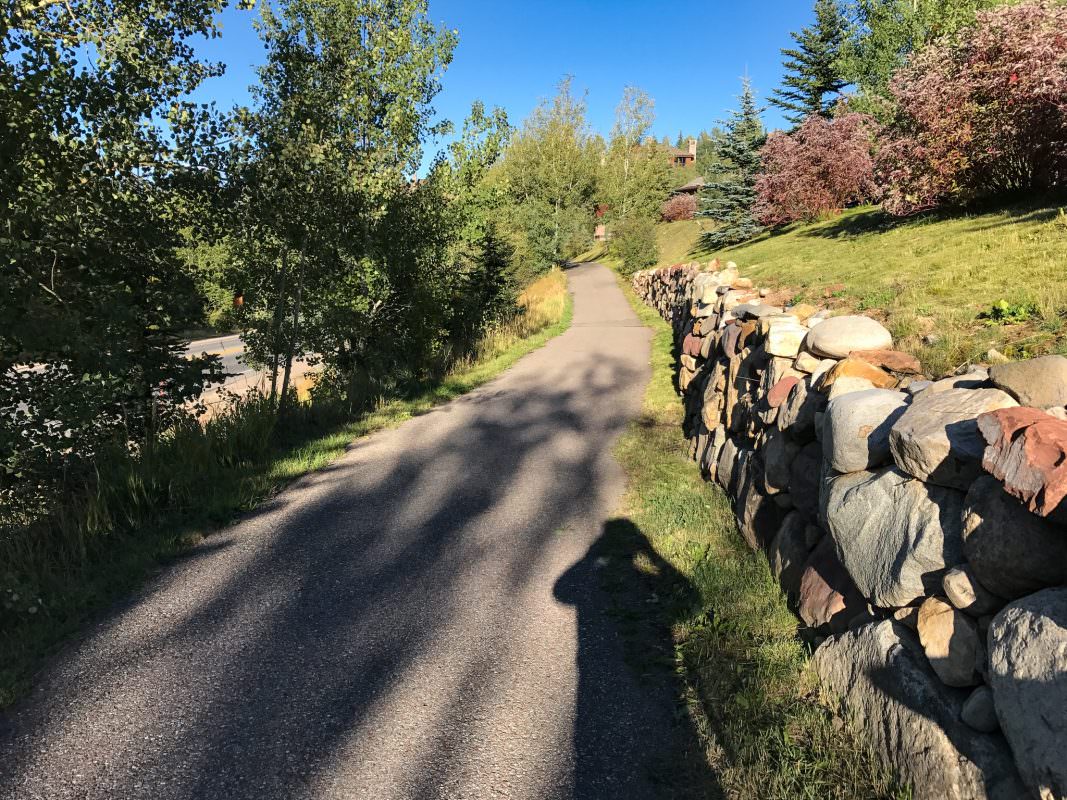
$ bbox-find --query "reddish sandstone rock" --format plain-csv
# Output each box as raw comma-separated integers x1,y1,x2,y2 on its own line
978,407,1067,519
682,332,703,358
852,348,923,375
767,375,800,409
798,537,864,633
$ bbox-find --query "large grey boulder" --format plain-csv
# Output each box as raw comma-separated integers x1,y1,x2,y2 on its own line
767,511,812,605
790,441,823,522
922,369,991,394
889,387,1017,490
962,476,1067,600
777,375,825,442
813,621,1026,800
823,388,909,473
989,588,1067,800
762,427,799,494
715,436,738,493
824,467,965,607
989,355,1067,409
735,453,787,551
804,315,893,358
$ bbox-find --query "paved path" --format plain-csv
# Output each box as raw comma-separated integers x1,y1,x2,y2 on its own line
0,263,701,799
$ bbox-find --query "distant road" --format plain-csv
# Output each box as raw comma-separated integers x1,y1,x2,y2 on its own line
185,334,317,410
185,333,259,386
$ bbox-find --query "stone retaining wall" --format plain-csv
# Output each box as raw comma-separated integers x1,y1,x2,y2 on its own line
632,261,1067,800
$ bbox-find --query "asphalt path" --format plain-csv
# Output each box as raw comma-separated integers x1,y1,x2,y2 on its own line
0,263,711,799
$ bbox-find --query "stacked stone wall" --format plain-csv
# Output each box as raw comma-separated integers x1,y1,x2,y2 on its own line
633,261,1067,800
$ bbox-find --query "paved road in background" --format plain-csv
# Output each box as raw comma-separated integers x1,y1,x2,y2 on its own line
185,333,257,384
0,264,697,799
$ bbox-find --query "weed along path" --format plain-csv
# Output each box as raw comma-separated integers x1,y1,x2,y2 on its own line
0,263,709,799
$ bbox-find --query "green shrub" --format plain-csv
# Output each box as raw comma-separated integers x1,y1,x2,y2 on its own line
612,216,660,275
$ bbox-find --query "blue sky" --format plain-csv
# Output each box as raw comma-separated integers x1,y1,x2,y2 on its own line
197,0,815,167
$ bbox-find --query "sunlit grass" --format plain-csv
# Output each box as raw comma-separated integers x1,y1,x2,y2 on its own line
0,269,572,708
586,199,1067,377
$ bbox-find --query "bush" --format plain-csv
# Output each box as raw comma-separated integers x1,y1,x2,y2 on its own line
877,0,1067,215
661,193,698,221
754,113,877,225
612,216,660,275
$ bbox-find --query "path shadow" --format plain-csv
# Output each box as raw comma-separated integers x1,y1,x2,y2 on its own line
0,343,704,799
554,518,724,800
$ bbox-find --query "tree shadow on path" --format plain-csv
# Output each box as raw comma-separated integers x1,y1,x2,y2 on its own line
554,518,724,800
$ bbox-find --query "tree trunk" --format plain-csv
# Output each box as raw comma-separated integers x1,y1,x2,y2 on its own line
269,247,290,403
278,250,305,417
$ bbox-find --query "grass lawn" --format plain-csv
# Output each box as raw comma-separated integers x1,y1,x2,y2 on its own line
0,270,572,708
584,197,1067,377
609,273,907,799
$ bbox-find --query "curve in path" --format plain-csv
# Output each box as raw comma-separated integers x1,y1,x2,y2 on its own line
0,263,704,799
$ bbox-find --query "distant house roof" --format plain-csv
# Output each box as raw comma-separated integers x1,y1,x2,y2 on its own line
673,176,706,194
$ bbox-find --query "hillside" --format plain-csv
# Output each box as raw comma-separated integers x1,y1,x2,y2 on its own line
584,198,1067,376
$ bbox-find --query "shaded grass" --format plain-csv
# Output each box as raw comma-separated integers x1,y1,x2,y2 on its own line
611,274,908,799
588,199,1067,377
0,269,572,708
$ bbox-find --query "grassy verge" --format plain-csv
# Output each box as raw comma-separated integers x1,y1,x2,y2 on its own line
609,272,907,799
583,196,1067,376
0,269,572,708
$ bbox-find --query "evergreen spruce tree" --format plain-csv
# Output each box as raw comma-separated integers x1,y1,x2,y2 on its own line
770,0,848,125
700,78,766,249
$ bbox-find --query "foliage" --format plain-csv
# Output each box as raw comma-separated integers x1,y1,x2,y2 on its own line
228,0,459,412
0,0,229,526
612,216,660,275
700,77,767,248
876,0,1067,215
661,194,698,222
755,113,877,225
499,77,601,271
694,127,731,181
440,101,513,248
979,299,1039,325
839,0,1005,115
599,86,672,223
771,0,850,125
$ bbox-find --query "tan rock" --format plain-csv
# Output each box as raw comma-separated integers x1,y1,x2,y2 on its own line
764,318,808,358
820,357,898,391
917,597,983,687
942,564,1004,617
892,606,920,630
793,351,829,374
788,303,819,322
827,376,876,401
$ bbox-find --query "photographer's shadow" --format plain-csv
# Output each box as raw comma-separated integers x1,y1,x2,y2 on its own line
554,517,724,799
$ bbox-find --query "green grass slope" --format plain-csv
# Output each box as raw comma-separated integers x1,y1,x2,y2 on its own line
588,199,1067,377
